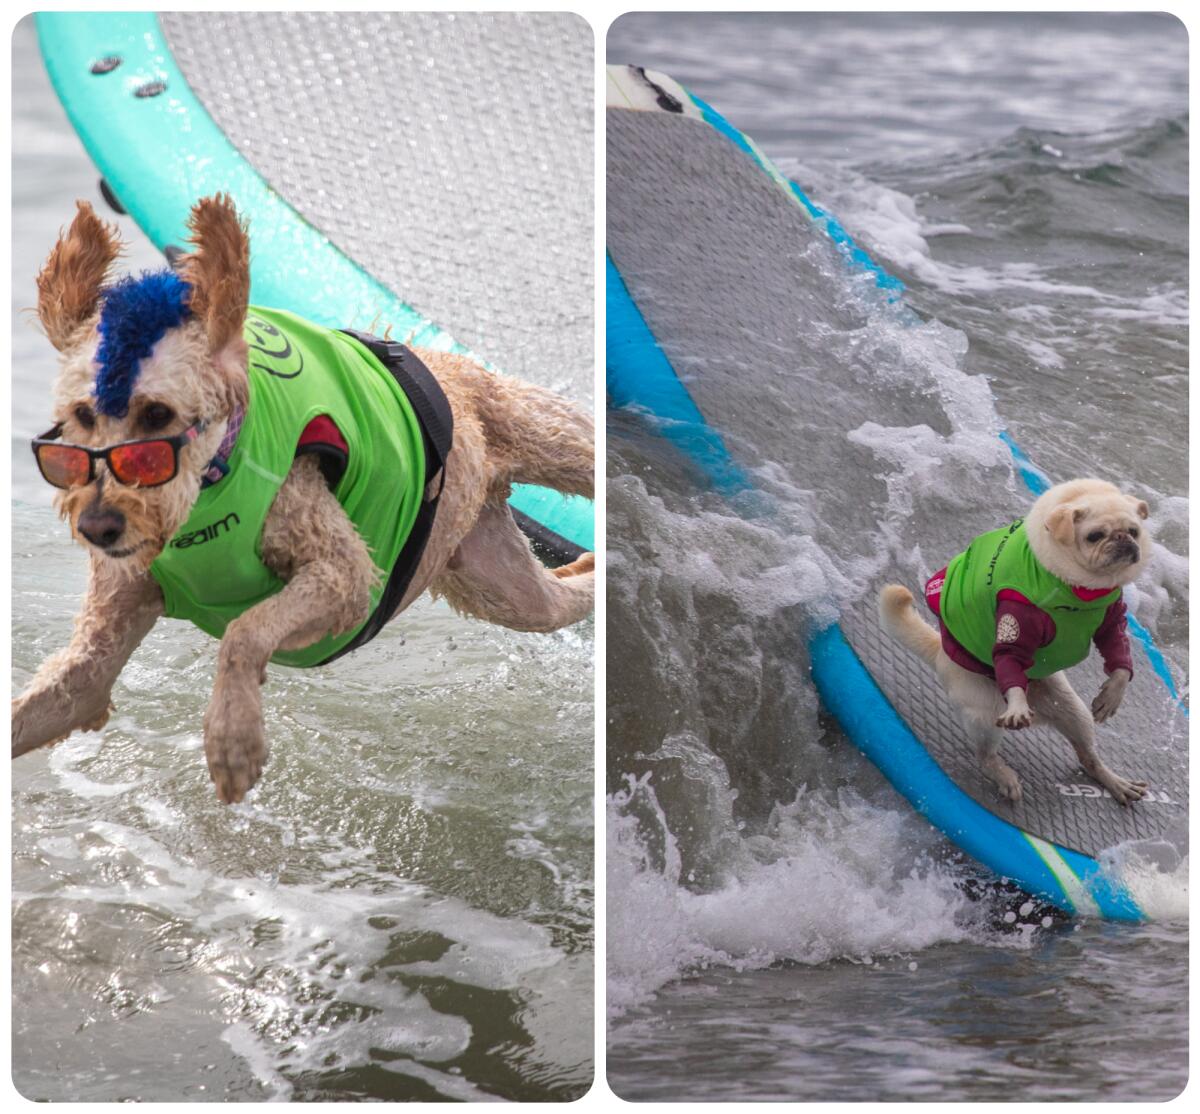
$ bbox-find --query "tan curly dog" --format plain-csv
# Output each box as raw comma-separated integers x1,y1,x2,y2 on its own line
13,195,594,803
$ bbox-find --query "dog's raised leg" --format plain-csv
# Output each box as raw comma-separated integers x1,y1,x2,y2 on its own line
203,458,377,803
1027,674,1148,806
434,503,594,633
12,568,162,757
931,654,1023,802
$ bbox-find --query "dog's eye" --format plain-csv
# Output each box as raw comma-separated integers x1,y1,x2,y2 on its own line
1086,530,1105,544
73,404,95,430
1128,526,1139,539
140,403,175,432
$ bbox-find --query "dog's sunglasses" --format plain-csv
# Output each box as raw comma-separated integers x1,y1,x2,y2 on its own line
31,419,208,490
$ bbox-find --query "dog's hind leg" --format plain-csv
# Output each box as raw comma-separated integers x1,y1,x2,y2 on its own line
1027,674,1148,806
551,552,595,579
433,502,594,633
930,653,1023,802
973,726,1024,803
474,374,594,499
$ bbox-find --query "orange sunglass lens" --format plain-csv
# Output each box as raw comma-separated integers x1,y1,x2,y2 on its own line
109,440,176,486
37,444,91,488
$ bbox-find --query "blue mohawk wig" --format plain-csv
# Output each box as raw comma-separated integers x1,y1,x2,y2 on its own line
95,269,193,417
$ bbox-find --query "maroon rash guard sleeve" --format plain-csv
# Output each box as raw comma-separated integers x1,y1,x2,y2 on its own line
1091,597,1134,678
991,595,1054,693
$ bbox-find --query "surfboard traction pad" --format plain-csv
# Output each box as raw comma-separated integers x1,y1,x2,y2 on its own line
607,79,1187,863
159,12,593,397
841,598,1186,858
607,103,929,542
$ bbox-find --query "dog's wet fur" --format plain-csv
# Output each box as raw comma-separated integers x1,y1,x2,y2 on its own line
13,196,594,802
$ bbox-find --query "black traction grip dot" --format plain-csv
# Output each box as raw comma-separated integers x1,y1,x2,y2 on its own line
98,178,126,216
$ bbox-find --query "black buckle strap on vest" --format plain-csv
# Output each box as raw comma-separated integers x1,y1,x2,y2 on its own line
338,328,454,491
317,330,454,665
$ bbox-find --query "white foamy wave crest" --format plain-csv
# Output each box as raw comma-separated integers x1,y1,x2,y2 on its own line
1100,842,1189,922
775,158,962,277
1090,286,1188,327
607,773,1000,1017
1123,489,1189,655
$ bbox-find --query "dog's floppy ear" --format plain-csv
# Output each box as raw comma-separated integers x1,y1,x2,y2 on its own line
1046,502,1085,546
36,200,123,351
181,194,250,411
182,194,250,355
1131,498,1150,520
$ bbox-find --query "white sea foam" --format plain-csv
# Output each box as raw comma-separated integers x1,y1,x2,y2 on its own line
1100,842,1189,922
607,773,1000,1017
783,159,1188,332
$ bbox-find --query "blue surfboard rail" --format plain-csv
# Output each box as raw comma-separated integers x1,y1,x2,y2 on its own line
607,71,1181,920
607,256,751,495
36,11,593,555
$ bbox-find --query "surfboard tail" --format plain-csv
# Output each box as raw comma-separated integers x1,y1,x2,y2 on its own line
879,584,942,667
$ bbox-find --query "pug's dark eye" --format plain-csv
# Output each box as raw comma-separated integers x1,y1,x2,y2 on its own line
1129,526,1139,539
73,404,95,430
1086,530,1105,544
140,403,175,432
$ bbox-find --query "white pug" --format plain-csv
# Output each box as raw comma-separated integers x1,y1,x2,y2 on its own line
880,478,1151,806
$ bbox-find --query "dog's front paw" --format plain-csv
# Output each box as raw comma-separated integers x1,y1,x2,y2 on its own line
203,685,267,804
996,687,1034,730
1091,668,1131,724
12,693,110,758
12,706,71,757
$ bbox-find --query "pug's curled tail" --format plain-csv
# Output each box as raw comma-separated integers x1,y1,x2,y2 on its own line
879,584,941,667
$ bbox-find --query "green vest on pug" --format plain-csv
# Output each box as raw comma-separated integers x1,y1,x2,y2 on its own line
150,307,426,667
940,519,1120,678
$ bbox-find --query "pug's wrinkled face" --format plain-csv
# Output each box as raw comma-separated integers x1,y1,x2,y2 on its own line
1043,484,1151,588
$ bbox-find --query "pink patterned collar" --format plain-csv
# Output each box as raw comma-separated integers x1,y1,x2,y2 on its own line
200,405,245,488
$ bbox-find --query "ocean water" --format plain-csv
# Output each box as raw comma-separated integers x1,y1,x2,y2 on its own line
606,12,1187,1102
11,17,592,1101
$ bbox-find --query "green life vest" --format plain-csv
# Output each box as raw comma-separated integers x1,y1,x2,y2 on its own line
150,306,425,667
939,519,1121,679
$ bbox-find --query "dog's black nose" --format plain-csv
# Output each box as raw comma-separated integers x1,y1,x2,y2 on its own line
1111,537,1140,564
77,506,127,549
